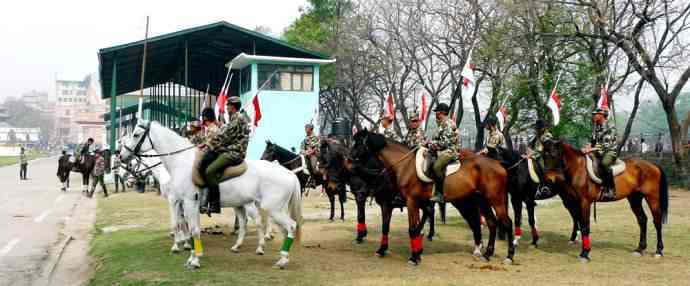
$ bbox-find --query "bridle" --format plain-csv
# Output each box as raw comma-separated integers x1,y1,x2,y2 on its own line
123,121,197,159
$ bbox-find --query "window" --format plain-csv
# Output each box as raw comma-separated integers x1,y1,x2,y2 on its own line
257,64,314,91
240,67,252,94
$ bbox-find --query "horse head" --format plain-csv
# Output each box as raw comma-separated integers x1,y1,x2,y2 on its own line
352,128,386,163
120,120,153,163
260,140,276,161
542,138,568,185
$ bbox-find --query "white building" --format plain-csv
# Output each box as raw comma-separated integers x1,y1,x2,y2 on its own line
53,74,106,146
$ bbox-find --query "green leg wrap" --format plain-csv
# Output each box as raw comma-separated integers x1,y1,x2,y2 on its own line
280,236,294,252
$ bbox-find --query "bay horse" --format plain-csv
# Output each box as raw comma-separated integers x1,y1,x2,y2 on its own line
318,139,440,246
542,139,669,262
71,152,96,193
352,129,515,265
260,141,341,220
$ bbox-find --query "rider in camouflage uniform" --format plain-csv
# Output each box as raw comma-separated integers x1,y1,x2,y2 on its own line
187,120,205,145
528,119,554,197
480,115,505,160
403,110,425,148
429,103,459,203
301,123,320,173
199,96,250,214
379,112,399,141
586,107,618,200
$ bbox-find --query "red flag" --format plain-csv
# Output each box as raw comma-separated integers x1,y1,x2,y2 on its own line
214,85,228,120
461,49,475,89
385,94,395,119
496,106,507,131
420,94,427,122
547,84,561,126
597,84,609,110
251,94,262,127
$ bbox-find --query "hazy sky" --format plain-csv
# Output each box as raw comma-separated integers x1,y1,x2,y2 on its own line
0,0,308,101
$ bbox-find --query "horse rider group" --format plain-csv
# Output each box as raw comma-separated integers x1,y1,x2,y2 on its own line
374,101,617,203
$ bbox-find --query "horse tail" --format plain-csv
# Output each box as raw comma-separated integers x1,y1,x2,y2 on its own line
288,175,303,244
656,164,669,224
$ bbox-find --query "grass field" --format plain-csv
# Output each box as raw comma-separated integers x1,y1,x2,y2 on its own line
0,151,48,167
89,188,690,286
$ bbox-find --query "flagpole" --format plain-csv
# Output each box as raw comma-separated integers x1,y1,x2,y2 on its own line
137,16,150,120
241,70,278,112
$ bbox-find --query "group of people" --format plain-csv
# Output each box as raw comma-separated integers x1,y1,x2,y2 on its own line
372,103,619,202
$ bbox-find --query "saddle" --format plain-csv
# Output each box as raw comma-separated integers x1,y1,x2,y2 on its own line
527,158,541,184
585,155,626,184
191,149,248,187
415,147,461,183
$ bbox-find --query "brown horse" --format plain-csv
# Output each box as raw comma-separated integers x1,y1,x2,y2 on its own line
352,129,515,265
542,140,669,262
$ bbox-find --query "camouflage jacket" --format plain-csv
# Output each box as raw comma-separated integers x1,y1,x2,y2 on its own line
92,155,106,176
19,152,28,164
485,129,505,149
207,112,249,162
300,134,320,155
430,118,459,156
379,126,399,141
403,128,425,148
529,130,553,159
592,122,617,155
188,132,205,145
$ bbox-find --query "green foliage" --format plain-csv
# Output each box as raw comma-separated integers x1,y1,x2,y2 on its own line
616,93,690,137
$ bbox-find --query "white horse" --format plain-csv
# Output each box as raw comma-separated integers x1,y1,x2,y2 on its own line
123,147,275,255
119,121,302,269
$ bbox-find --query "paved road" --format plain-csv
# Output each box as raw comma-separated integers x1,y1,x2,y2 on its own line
0,156,96,286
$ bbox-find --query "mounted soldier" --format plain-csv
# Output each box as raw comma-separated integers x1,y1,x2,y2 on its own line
300,123,320,175
79,138,95,164
479,115,505,160
198,96,250,215
527,119,554,196
403,110,425,148
583,107,618,201
379,112,398,141
428,102,460,203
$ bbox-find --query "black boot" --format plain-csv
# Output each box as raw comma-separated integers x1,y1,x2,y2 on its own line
430,176,445,203
600,169,616,201
199,187,211,216
208,184,221,214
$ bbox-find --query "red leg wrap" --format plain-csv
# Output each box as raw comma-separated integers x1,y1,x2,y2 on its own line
515,226,522,236
583,235,591,250
410,236,423,252
381,235,389,245
531,227,539,237
357,223,367,233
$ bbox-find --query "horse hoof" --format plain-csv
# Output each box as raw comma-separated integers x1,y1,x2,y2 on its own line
632,251,643,257
654,253,663,259
375,250,387,257
264,235,274,241
472,251,482,258
230,246,240,253
183,244,192,251
578,256,591,263
503,258,513,265
568,240,579,245
480,256,490,263
426,236,434,242
255,248,264,255
407,258,420,266
513,239,520,247
273,257,289,269
355,238,364,244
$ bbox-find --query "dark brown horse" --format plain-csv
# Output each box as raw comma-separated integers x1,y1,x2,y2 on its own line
542,140,669,262
352,129,515,265
318,139,440,246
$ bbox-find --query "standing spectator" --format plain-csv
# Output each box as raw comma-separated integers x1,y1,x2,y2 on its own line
57,150,71,191
641,138,649,153
89,148,108,198
655,133,664,157
112,150,126,193
19,147,28,180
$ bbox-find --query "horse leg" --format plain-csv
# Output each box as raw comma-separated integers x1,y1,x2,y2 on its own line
424,201,436,241
478,198,498,262
439,201,447,224
375,203,393,257
578,201,593,262
511,193,523,246
245,205,266,255
355,193,368,243
268,210,298,269
644,195,664,258
339,190,346,221
168,199,181,253
406,199,423,266
627,194,648,256
183,197,202,268
526,200,539,247
562,196,581,244
486,191,516,264
231,207,248,253
328,193,336,221
451,197,483,256
231,215,240,235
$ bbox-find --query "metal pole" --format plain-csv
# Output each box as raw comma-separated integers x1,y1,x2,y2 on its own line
109,58,118,149
138,16,150,119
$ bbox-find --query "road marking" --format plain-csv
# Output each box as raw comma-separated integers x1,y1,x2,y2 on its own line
0,238,20,257
54,194,64,204
34,210,52,223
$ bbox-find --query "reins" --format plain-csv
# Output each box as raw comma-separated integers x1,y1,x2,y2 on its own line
124,122,197,159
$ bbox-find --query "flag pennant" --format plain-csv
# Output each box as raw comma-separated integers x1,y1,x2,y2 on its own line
461,49,475,88
597,84,609,110
214,86,228,121
420,94,428,122
547,83,562,126
385,94,395,119
496,106,507,131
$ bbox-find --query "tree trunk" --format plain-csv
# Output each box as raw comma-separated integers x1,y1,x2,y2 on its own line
617,80,644,154
662,102,684,164
472,78,485,151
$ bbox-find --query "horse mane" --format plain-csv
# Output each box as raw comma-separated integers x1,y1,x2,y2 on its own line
559,141,585,157
272,143,299,161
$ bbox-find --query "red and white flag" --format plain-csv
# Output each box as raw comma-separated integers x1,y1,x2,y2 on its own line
352,124,358,135
245,92,262,136
547,81,562,126
214,85,228,121
461,49,475,89
496,106,507,131
385,94,395,119
597,84,609,110
420,94,428,122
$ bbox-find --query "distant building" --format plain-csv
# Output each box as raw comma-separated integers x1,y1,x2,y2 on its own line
53,74,106,146
0,106,40,154
21,90,52,113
